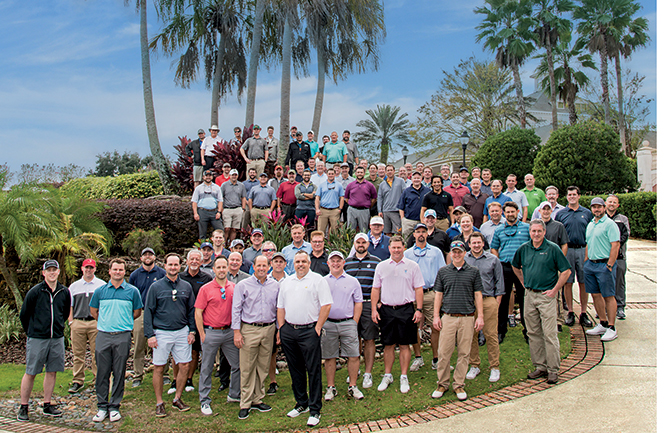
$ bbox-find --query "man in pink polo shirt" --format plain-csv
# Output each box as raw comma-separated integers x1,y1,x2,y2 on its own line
371,236,424,394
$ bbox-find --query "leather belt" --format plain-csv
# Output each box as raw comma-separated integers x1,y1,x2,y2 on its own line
568,243,586,249
327,318,352,323
242,321,274,327
384,303,412,310
423,287,434,293
255,206,270,209
75,318,95,321
204,325,230,330
226,206,240,209
447,313,474,317
350,205,368,210
590,258,608,264
287,322,316,329
322,207,339,210
526,287,545,293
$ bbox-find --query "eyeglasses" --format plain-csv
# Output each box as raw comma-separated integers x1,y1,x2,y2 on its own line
172,289,178,301
220,287,226,300
412,246,429,257
503,225,518,237
262,248,276,252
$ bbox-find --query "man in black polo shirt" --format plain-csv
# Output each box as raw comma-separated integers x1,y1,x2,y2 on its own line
431,241,484,402
420,175,454,231
512,220,571,384
309,231,329,276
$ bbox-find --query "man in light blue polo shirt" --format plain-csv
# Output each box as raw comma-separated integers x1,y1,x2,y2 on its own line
483,180,512,222
89,258,143,423
584,197,621,342
281,224,312,275
248,173,277,224
315,168,344,235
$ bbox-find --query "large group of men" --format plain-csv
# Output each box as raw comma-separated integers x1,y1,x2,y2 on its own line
17,124,630,428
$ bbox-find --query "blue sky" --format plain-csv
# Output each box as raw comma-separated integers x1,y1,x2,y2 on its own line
0,0,658,172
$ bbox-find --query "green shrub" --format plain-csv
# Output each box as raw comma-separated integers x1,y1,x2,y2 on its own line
61,171,164,199
60,176,114,199
558,192,656,240
327,223,357,254
257,211,292,252
122,227,166,257
471,127,540,188
533,121,637,194
0,305,23,345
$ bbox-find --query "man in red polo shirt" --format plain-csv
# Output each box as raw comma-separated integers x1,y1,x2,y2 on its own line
277,170,299,222
443,172,469,208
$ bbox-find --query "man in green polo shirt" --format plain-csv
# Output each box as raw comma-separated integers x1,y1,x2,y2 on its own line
521,174,546,218
512,219,571,385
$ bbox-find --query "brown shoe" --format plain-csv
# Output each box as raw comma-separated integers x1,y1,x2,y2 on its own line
172,398,190,412
546,372,558,384
527,369,548,380
155,403,167,417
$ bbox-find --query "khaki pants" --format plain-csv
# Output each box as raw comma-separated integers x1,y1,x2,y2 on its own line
524,290,560,374
401,218,419,240
71,319,98,384
247,160,266,177
239,323,275,409
435,218,450,232
133,311,147,379
250,207,271,225
318,208,340,234
469,297,500,369
437,314,475,391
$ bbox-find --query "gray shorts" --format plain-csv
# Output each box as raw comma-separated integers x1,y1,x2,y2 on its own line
193,165,203,182
26,337,65,375
321,319,360,359
358,302,380,341
153,327,192,365
566,247,586,283
382,211,401,234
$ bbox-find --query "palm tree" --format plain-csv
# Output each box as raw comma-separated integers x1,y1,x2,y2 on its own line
607,13,650,154
529,0,574,131
244,0,268,127
0,185,58,309
475,0,536,129
354,105,410,164
534,38,597,125
574,0,638,126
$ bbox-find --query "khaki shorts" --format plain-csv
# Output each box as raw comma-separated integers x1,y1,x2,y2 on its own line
419,290,435,328
193,165,203,182
222,207,244,229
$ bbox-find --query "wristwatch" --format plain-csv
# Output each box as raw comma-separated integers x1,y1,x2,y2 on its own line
416,308,423,313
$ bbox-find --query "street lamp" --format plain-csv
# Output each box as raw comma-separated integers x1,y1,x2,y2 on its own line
402,146,409,165
460,130,470,169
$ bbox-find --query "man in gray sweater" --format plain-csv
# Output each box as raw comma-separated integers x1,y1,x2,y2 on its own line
376,165,406,235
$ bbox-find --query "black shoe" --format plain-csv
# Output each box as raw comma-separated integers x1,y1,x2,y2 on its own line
267,382,278,395
579,313,593,327
523,329,529,344
43,403,63,417
251,403,272,412
558,324,563,332
68,382,84,394
508,315,517,328
218,382,229,392
527,369,548,380
17,405,28,422
498,333,505,344
564,312,575,327
238,408,251,420
478,330,486,346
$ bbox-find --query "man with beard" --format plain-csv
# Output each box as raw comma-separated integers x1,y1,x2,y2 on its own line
285,131,312,170
463,178,490,228
345,167,377,233
241,125,269,177
276,169,298,222
421,175,454,231
407,209,451,262
294,170,317,230
129,248,165,387
605,194,630,320
315,168,345,235
191,170,224,241
377,165,407,235
221,169,247,243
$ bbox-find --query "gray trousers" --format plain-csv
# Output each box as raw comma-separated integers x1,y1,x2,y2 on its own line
197,208,223,240
347,207,370,232
615,259,627,308
95,331,132,411
199,328,240,405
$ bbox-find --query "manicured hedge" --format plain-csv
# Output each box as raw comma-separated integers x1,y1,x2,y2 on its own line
61,171,163,199
98,198,198,255
558,192,656,240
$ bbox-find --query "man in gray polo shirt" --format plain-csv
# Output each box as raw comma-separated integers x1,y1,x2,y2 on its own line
221,169,247,243
192,170,224,241
248,173,277,224
241,125,269,177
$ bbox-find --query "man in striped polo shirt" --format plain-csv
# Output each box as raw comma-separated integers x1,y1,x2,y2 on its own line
344,233,382,389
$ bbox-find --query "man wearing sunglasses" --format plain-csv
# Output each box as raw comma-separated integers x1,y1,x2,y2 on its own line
144,254,196,417
195,256,240,415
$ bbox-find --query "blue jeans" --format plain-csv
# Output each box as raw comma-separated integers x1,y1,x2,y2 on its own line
295,209,316,229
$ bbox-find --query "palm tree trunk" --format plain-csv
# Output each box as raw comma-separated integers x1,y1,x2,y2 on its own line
311,43,326,139
599,36,611,124
140,0,173,194
244,0,267,128
211,34,226,127
380,139,389,164
545,33,558,131
511,63,527,129
279,21,292,163
614,52,627,154
563,57,577,125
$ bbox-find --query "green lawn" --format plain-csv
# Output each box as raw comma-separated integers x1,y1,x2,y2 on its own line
0,327,571,432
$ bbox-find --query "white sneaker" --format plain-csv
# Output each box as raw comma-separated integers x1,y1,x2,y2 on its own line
431,359,438,370
227,395,240,403
185,384,195,392
324,386,337,401
348,385,364,400
431,385,447,399
286,406,308,418
409,357,424,372
377,374,393,391
399,376,410,394
201,403,212,416
466,366,481,380
586,324,607,335
92,410,107,422
362,373,373,389
109,410,121,422
455,388,467,401
306,413,321,427
450,365,455,371
346,370,361,383
167,386,177,395
489,369,501,383
600,327,618,342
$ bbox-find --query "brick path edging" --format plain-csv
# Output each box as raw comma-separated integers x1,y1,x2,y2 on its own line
0,318,613,433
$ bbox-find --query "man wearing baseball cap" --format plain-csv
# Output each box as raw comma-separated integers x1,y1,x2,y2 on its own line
191,169,224,241
265,126,279,176
67,259,106,394
220,169,248,243
18,260,71,422
186,129,206,188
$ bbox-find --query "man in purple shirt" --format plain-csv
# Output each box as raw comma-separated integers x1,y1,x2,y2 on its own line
371,236,424,394
344,167,377,233
321,252,364,402
232,255,280,420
